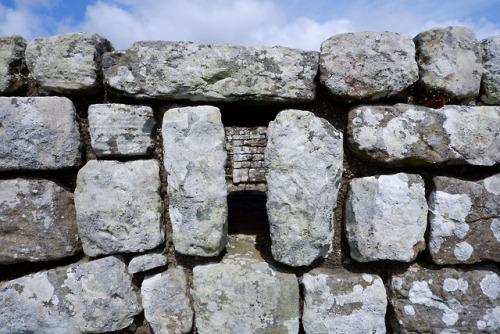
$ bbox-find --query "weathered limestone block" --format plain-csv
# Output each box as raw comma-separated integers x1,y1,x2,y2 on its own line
0,35,27,94
128,251,168,274
25,32,113,94
0,256,142,334
191,240,300,333
320,31,418,102
428,174,500,264
103,41,318,103
389,263,500,333
265,110,343,266
162,106,227,257
88,103,155,157
347,104,500,167
301,268,387,333
141,268,194,334
414,26,482,102
346,173,427,262
0,97,81,171
0,179,81,264
74,160,164,257
481,35,500,105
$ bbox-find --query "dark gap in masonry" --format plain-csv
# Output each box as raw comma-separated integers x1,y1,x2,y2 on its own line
227,190,269,235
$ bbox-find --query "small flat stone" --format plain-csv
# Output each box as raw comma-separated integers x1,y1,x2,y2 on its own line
480,35,500,105
0,35,27,94
128,251,168,274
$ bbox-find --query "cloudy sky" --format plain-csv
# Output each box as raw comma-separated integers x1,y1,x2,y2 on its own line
1,0,499,51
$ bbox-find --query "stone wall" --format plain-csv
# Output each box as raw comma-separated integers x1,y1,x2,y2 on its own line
0,27,499,333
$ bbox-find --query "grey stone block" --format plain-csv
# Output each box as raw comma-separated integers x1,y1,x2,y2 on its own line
480,35,500,105
0,35,27,94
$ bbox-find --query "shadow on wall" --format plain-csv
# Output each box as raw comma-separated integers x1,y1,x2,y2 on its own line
227,190,269,235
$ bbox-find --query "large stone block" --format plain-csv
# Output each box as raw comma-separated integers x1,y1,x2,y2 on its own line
25,32,113,94
0,35,27,94
141,268,194,334
0,97,81,171
0,179,81,264
319,31,418,102
162,106,227,257
301,268,387,333
191,240,300,334
346,173,427,262
347,104,500,167
74,160,164,257
88,103,155,157
103,41,318,103
481,35,500,105
428,174,500,264
265,110,343,266
389,263,500,333
0,256,142,334
414,26,482,103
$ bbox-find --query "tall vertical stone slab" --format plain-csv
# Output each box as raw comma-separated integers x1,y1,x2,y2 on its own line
480,35,500,105
265,110,343,266
0,35,27,94
162,106,228,257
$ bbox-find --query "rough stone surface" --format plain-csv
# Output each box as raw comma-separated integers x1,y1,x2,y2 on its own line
389,263,500,333
0,35,27,94
88,103,155,157
414,26,482,102
128,251,168,274
191,240,300,334
346,173,428,262
0,256,142,334
319,31,418,102
25,32,113,94
0,97,81,171
141,268,194,334
481,35,500,105
162,106,227,257
74,160,164,257
265,110,343,266
0,179,81,264
428,174,500,264
347,103,500,167
103,41,318,103
301,268,387,333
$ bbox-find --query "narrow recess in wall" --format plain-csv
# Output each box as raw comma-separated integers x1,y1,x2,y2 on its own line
227,190,269,235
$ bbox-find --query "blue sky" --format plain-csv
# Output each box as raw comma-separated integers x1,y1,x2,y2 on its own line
1,0,499,51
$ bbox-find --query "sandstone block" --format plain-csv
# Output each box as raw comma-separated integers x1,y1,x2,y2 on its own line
88,103,155,157
103,41,318,103
320,31,418,102
0,97,81,171
162,106,227,257
481,35,500,105
346,173,427,262
414,26,482,103
0,35,27,94
301,268,387,333
389,263,500,333
265,110,343,266
428,174,500,264
128,251,168,274
74,160,164,257
348,104,500,167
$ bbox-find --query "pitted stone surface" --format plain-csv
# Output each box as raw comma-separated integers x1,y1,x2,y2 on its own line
0,97,81,171
162,106,227,257
74,160,164,257
0,179,81,264
141,268,194,334
88,103,155,157
414,26,482,102
346,173,427,262
25,32,113,94
191,240,300,334
265,110,343,266
481,35,500,105
389,263,500,333
301,268,387,333
428,174,500,264
0,256,142,334
103,41,318,103
128,251,168,274
319,31,418,102
0,35,27,94
348,104,500,167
